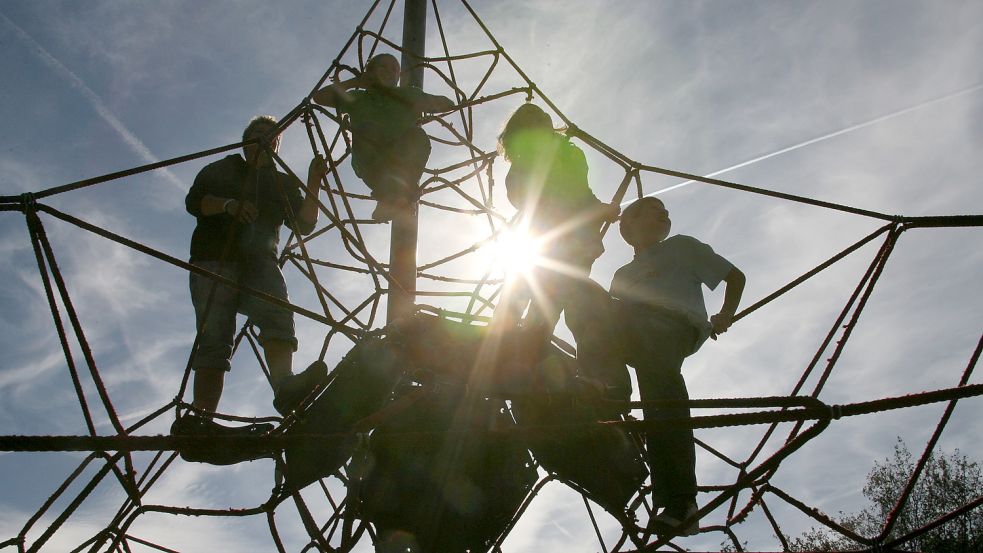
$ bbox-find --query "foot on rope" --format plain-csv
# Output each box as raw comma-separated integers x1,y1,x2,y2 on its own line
370,196,412,222
273,360,328,416
170,412,275,465
648,499,699,537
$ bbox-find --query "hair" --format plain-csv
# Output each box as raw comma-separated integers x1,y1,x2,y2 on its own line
242,115,280,152
621,196,665,220
497,103,560,161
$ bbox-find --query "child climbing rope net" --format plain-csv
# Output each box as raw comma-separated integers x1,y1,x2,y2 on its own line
1,1,980,552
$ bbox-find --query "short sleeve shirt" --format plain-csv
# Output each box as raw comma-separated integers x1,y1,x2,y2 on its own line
610,234,734,349
339,86,429,174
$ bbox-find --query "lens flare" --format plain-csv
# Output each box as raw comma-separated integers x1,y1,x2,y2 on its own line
488,228,542,277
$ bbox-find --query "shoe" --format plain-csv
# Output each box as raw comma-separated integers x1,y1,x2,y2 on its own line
170,413,275,465
171,413,274,437
371,199,399,222
649,500,699,537
648,489,667,511
371,194,415,222
273,360,328,416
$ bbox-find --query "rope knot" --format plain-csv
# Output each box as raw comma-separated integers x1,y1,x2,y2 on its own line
20,192,37,212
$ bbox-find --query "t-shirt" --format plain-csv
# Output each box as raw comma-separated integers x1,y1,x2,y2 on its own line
610,234,734,350
338,86,430,176
185,154,310,262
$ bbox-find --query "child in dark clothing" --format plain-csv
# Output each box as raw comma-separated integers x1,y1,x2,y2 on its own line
610,197,746,536
313,53,454,221
494,104,619,329
492,103,626,402
179,115,328,443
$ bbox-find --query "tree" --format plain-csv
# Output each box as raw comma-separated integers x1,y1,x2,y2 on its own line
790,438,983,552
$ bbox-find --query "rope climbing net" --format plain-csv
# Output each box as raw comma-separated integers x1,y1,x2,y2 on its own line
1,1,981,551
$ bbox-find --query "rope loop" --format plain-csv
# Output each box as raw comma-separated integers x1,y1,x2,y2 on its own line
4,2,982,552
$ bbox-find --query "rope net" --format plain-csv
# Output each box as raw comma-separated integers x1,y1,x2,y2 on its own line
1,1,981,551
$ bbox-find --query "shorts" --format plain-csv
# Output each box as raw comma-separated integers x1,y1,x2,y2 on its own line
189,258,297,372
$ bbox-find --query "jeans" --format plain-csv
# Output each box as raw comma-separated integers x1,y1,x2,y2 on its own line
189,258,297,371
622,305,699,502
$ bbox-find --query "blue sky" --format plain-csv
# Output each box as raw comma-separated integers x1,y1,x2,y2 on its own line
1,1,981,551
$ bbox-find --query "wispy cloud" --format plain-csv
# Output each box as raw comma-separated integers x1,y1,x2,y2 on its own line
639,82,983,200
0,10,184,192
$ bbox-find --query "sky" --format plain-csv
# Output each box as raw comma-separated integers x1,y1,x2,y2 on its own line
0,1,981,551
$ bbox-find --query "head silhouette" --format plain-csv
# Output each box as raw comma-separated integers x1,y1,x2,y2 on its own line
619,197,671,250
364,53,400,88
242,115,280,166
497,103,556,161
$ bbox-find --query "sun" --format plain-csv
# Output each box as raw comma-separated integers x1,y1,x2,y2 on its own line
486,227,543,277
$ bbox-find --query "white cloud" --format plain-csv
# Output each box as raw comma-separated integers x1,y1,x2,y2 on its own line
1,1,981,551
0,9,184,193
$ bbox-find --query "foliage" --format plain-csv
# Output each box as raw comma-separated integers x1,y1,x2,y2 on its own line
789,438,983,552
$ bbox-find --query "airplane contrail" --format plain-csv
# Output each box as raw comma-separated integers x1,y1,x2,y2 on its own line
1,10,185,192
632,82,983,201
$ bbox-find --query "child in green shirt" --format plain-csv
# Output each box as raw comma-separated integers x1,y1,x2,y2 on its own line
313,54,454,221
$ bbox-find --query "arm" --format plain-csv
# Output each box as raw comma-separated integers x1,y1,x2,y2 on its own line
186,167,258,223
312,74,369,108
417,92,454,114
295,154,327,234
568,143,620,223
504,165,528,211
200,195,259,223
710,266,746,337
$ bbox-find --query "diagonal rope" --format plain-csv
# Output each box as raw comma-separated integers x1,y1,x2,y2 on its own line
2,2,982,552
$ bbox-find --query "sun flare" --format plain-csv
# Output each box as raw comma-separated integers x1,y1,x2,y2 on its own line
487,228,543,277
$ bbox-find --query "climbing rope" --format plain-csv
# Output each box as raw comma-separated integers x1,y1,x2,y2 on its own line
0,1,981,552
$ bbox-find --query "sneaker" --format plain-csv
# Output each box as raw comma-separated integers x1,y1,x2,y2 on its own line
273,360,328,416
371,199,399,222
170,413,275,465
171,413,274,437
372,194,416,222
649,500,699,537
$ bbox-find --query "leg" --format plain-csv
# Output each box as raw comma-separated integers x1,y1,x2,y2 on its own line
240,258,325,415
177,262,277,447
263,339,294,391
191,367,226,413
491,273,531,330
364,131,431,221
388,128,431,197
522,264,566,334
524,232,595,334
565,279,631,408
636,365,696,504
188,261,240,414
239,257,298,380
627,312,698,505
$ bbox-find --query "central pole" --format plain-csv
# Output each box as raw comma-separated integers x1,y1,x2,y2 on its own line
387,0,426,323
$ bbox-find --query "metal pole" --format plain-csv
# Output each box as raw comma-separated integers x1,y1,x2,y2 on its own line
387,0,426,323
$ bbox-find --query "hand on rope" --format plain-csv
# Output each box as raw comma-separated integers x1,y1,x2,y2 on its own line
710,267,746,339
307,153,329,189
598,201,621,224
709,311,735,338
